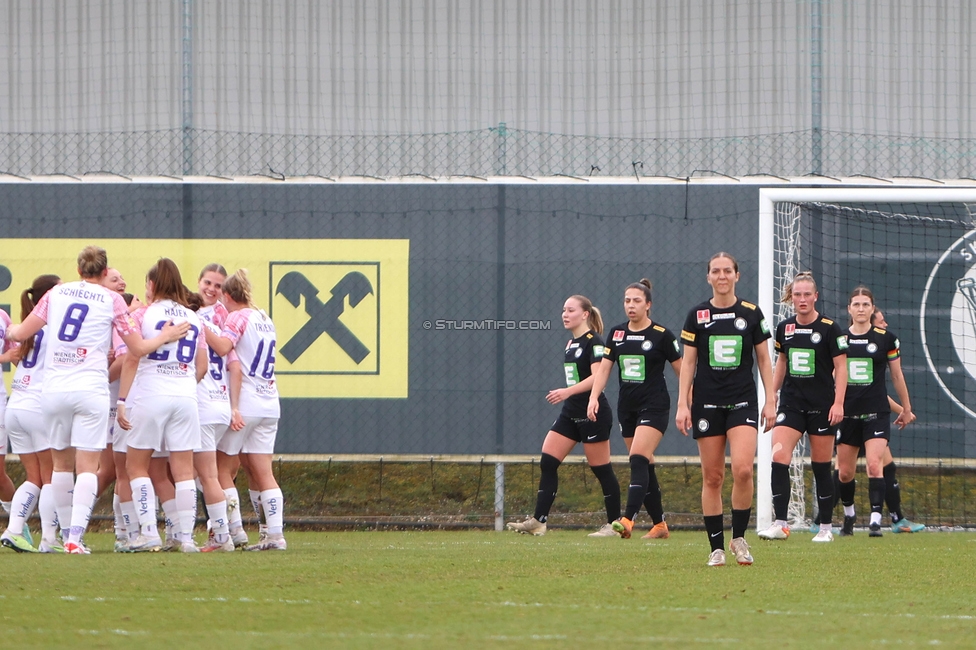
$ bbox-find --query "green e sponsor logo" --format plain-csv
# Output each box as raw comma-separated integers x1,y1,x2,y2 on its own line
789,348,815,376
709,336,743,368
848,358,873,384
619,355,646,381
564,363,580,386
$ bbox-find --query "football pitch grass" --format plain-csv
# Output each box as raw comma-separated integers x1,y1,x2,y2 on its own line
3,530,975,648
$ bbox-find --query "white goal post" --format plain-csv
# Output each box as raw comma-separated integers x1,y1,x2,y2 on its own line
756,185,976,531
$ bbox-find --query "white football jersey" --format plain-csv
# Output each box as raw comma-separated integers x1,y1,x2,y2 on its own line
197,302,232,425
133,299,205,398
8,326,47,411
221,307,280,418
32,280,136,395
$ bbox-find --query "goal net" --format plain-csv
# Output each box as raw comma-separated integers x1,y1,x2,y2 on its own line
759,187,976,531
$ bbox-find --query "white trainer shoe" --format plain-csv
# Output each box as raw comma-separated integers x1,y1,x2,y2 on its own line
506,517,547,536
730,537,754,565
587,523,619,538
707,549,726,566
812,529,834,543
244,535,287,551
757,523,790,540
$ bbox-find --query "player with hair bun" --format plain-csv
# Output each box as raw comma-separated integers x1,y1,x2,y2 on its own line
507,295,621,537
6,246,189,554
676,252,776,567
587,279,682,540
204,269,286,551
116,258,208,553
0,274,60,553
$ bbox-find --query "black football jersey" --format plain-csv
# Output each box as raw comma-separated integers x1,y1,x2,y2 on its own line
680,298,771,405
844,326,899,415
775,315,848,411
561,329,608,418
603,321,681,411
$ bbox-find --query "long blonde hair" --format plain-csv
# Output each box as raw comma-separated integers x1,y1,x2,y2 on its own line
569,294,603,335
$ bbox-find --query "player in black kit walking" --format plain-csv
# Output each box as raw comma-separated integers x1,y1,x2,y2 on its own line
507,295,621,537
586,279,681,540
835,286,915,537
758,272,848,544
676,253,776,567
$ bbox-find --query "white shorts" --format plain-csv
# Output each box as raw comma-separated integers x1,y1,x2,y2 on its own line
46,390,110,452
112,407,129,451
5,406,50,454
106,404,118,447
128,396,201,453
197,422,228,453
216,416,278,455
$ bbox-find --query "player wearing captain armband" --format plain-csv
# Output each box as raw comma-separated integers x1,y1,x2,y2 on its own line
676,252,777,567
587,279,682,541
0,275,60,553
758,272,847,544
813,306,926,535
116,259,208,553
203,269,286,551
507,295,622,538
834,287,915,538
5,246,189,555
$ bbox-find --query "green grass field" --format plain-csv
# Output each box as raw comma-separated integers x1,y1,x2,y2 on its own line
3,529,975,649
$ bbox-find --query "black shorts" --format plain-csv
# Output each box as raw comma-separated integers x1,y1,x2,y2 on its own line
774,406,833,437
836,414,890,446
551,409,612,444
618,408,670,439
691,402,759,440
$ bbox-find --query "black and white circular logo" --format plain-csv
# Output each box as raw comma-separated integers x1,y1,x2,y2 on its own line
641,340,652,351
697,419,709,432
867,343,878,354
921,228,976,419
776,412,786,423
734,317,747,330
810,332,822,344
574,348,582,358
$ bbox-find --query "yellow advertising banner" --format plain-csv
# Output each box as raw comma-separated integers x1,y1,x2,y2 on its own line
0,239,409,398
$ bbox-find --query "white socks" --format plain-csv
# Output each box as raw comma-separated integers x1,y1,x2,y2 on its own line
261,488,284,536
174,480,196,543
130,476,158,537
51,471,74,540
225,487,244,532
7,481,40,534
67,472,98,544
38,484,58,543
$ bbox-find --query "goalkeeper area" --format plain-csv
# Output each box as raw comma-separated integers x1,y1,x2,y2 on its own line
758,186,976,531
11,530,976,646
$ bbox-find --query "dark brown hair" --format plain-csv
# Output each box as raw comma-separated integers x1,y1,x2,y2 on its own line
20,274,60,359
146,258,192,307
199,263,227,280
707,251,739,273
626,278,653,304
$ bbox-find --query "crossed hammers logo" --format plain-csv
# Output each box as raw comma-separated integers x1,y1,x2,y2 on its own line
275,271,374,364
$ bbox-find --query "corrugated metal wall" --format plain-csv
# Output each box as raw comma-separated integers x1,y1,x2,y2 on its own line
2,0,975,176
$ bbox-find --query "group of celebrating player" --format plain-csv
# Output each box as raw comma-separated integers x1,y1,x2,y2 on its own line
509,251,921,566
0,245,285,554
